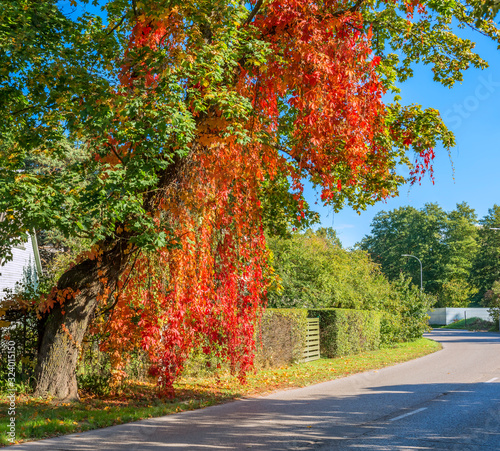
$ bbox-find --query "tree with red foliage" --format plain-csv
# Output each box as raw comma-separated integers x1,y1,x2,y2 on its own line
0,0,498,400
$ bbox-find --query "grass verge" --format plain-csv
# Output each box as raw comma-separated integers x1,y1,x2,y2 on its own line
0,338,440,447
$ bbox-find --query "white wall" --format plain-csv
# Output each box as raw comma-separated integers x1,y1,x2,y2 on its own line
428,308,493,325
0,235,37,299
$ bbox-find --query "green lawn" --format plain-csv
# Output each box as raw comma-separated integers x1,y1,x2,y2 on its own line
0,338,440,447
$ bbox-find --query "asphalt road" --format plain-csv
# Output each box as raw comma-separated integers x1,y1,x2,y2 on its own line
10,329,500,450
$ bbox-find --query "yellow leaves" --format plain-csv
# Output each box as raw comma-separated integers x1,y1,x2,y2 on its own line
198,134,218,147
0,320,11,328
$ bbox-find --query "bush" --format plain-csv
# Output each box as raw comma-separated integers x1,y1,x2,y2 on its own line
76,340,154,392
182,344,231,378
266,230,434,345
482,280,500,331
380,312,403,346
308,309,381,358
0,265,40,393
267,229,392,311
254,308,308,368
382,275,434,344
77,373,112,396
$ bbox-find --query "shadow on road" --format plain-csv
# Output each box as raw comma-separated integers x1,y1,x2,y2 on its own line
17,381,499,450
12,330,500,451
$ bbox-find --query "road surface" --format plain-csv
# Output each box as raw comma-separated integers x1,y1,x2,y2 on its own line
10,329,500,450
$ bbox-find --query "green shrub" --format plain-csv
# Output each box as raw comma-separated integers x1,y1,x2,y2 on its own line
77,373,112,396
308,309,381,358
0,266,40,394
388,275,433,343
182,344,230,378
254,308,308,368
482,280,500,331
380,312,403,346
267,229,392,311
76,340,113,395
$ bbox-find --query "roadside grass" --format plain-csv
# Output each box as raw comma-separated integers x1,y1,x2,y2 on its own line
433,317,496,332
0,338,440,447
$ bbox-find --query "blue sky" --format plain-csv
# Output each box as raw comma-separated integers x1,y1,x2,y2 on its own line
306,27,500,248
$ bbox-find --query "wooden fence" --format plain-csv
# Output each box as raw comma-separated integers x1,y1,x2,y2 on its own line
302,318,320,362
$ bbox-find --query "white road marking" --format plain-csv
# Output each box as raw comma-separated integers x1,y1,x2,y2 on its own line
389,407,428,422
485,377,498,383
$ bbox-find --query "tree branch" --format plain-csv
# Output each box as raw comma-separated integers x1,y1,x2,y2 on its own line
106,141,126,165
245,0,264,25
106,12,128,36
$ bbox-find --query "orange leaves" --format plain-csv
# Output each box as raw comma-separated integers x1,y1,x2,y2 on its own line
246,0,391,203
81,0,436,398
85,245,103,262
61,324,76,344
95,132,270,396
38,286,78,315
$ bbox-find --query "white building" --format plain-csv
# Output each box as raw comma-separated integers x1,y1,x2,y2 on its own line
428,307,493,325
0,233,42,300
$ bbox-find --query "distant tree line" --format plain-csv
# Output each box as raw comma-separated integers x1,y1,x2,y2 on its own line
360,203,500,308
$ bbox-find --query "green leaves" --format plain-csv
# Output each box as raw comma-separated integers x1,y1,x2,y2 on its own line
469,0,500,25
471,205,500,301
365,1,499,89
267,228,392,311
1,0,499,281
259,175,320,238
361,202,485,307
1,0,499,261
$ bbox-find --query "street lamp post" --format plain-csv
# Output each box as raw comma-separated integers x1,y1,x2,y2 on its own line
402,254,423,293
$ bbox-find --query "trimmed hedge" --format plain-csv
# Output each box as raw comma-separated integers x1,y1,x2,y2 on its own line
308,309,381,358
254,308,308,368
254,308,382,368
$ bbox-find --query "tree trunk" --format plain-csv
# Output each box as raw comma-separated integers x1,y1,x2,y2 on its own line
35,240,130,401
34,155,185,401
